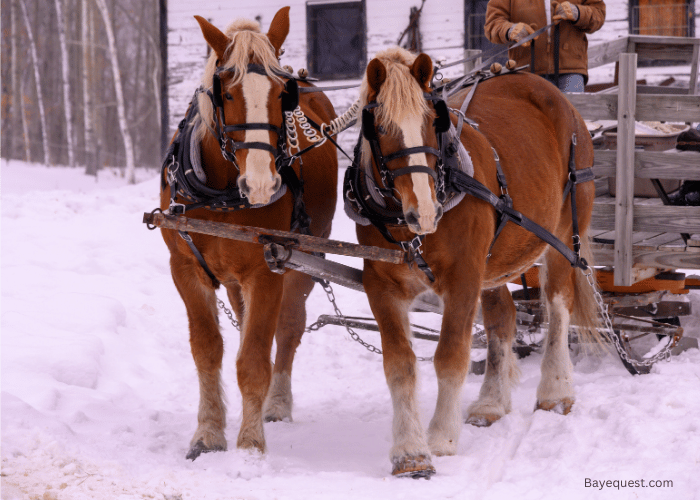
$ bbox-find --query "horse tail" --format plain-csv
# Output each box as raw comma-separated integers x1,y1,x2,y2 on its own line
571,233,606,349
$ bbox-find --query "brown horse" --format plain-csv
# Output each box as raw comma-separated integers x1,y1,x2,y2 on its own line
349,47,600,477
159,8,337,459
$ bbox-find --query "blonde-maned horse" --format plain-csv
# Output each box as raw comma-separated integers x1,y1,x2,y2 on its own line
159,8,337,459
349,47,600,477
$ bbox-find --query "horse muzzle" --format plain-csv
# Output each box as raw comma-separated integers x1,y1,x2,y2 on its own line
238,173,282,206
405,203,443,235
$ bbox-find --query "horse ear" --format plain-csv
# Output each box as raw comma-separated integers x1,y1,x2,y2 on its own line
267,6,290,57
194,16,230,61
366,58,387,95
411,53,434,91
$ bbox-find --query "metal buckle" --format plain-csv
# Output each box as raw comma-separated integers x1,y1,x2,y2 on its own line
168,202,186,215
166,157,179,186
400,236,424,255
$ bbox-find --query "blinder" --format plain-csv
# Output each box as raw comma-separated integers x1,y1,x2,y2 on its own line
281,78,300,113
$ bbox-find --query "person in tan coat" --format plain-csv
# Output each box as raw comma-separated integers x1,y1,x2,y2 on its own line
485,0,606,92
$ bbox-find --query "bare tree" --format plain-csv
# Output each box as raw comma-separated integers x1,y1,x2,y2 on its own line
94,0,136,183
54,0,75,167
18,0,50,164
82,0,97,175
10,0,22,158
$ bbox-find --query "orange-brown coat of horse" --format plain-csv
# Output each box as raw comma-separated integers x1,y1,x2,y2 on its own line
159,7,337,459
356,47,599,477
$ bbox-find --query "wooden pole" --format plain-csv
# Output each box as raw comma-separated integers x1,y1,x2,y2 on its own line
614,53,637,286
143,212,406,264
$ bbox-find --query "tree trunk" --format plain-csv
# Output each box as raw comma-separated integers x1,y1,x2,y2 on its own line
94,0,136,183
82,0,97,175
20,68,31,161
54,0,75,167
18,0,50,165
11,0,22,159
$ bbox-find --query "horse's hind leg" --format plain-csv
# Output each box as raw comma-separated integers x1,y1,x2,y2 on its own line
263,270,315,422
467,285,520,427
536,252,576,414
170,258,227,460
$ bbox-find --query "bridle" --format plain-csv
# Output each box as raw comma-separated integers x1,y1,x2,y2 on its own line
360,92,454,205
205,63,300,174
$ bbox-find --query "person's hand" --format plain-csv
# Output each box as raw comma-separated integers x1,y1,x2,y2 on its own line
507,22,535,45
553,1,580,22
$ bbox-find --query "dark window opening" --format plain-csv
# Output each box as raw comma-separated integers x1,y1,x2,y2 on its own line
307,1,366,79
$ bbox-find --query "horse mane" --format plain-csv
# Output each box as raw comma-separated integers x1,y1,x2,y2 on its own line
359,47,430,171
195,18,285,143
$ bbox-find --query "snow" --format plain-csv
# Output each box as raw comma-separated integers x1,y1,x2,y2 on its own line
2,157,700,500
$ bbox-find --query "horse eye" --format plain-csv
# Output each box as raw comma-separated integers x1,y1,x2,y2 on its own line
224,92,233,101
377,125,386,135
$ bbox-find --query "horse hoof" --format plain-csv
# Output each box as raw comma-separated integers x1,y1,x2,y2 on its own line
186,440,225,461
392,455,436,479
535,398,574,415
466,413,501,427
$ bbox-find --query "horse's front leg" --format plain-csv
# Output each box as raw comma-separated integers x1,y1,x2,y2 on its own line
427,277,479,456
236,269,285,452
170,255,228,460
467,285,520,426
364,266,434,478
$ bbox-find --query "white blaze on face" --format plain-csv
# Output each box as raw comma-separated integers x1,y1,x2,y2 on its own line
240,73,278,204
399,115,437,232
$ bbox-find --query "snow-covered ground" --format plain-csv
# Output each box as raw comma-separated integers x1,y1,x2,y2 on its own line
2,158,699,500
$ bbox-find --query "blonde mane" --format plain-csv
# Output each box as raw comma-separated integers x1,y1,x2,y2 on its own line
195,18,285,143
359,47,431,170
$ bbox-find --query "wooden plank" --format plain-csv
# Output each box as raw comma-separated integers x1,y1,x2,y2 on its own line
588,37,630,69
614,53,637,286
267,244,444,314
593,150,700,180
628,35,700,49
690,43,699,95
143,212,406,264
591,242,700,269
567,93,700,122
591,204,700,233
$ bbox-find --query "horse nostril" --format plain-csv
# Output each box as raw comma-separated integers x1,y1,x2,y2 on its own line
435,204,444,222
272,176,282,193
405,210,420,228
238,177,250,196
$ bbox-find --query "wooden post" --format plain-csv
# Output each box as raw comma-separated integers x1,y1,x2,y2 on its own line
614,53,637,286
464,49,482,74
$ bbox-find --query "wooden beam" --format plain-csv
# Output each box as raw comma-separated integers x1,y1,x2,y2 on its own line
567,93,700,122
591,204,700,234
143,212,406,264
614,53,637,286
592,150,700,180
591,242,700,269
588,37,629,69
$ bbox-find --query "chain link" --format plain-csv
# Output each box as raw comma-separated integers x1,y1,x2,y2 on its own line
311,279,435,362
217,298,240,331
582,266,674,369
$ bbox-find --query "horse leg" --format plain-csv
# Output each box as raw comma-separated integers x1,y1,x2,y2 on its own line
236,269,285,452
365,269,434,478
170,258,228,460
536,252,576,414
263,270,314,422
466,285,520,427
427,284,478,456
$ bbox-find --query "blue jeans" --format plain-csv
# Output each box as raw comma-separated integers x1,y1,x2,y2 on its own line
543,73,585,93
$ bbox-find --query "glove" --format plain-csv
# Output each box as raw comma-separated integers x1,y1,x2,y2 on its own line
507,22,535,45
553,2,580,22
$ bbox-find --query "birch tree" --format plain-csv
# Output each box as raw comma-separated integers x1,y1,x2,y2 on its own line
18,0,50,165
54,0,75,167
94,0,136,183
82,0,97,175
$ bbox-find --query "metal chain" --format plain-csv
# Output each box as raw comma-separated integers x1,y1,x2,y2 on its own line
311,279,435,362
217,297,240,331
582,266,674,369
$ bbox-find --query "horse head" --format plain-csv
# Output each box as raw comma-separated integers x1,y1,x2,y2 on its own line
194,8,293,206
361,48,445,235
